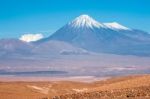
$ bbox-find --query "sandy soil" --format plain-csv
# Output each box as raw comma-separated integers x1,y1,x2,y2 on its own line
0,75,150,99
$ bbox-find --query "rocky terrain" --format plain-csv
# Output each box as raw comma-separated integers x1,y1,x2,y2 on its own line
0,75,150,99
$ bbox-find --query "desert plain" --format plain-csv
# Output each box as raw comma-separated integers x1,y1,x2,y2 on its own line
0,75,150,99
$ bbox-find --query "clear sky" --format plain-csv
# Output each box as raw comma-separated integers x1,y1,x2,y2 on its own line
0,0,150,39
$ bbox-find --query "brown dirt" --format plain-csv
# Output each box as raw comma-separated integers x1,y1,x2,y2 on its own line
0,75,150,99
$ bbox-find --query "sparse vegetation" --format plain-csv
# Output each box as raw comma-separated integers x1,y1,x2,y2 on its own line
0,75,150,99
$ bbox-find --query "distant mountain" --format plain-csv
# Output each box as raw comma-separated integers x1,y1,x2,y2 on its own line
1,15,150,77
0,39,88,58
0,39,33,57
1,15,150,56
32,40,88,55
40,15,150,56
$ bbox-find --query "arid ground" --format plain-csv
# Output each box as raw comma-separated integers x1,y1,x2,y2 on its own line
0,75,150,99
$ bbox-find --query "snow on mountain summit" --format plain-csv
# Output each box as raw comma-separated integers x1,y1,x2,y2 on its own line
104,22,131,30
69,15,105,28
68,15,130,30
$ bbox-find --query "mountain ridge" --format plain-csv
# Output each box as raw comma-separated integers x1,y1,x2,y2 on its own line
39,14,150,56
1,14,150,56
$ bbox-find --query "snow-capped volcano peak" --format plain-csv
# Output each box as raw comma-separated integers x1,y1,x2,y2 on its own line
69,15,105,28
104,22,131,30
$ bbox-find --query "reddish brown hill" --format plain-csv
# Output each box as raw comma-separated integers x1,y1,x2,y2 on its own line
0,75,150,99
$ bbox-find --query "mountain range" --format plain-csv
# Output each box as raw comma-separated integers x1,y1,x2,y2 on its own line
1,15,150,76
1,14,150,57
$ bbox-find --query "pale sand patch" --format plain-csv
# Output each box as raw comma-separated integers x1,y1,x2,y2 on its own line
72,88,88,92
0,76,109,82
27,85,49,94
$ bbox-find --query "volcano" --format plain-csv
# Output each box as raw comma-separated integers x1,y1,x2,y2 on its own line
39,15,150,56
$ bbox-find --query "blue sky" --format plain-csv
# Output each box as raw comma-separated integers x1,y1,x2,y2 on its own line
0,0,150,39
